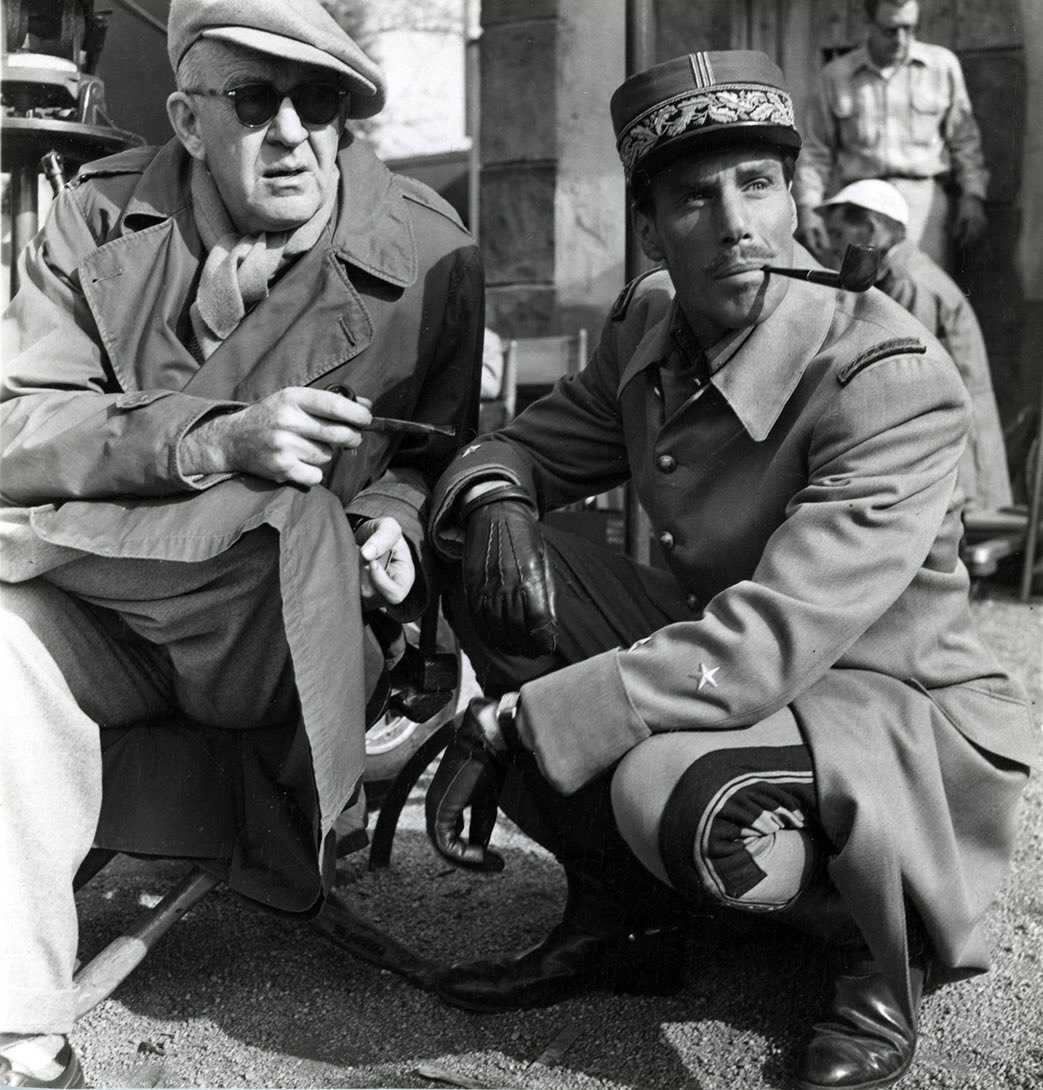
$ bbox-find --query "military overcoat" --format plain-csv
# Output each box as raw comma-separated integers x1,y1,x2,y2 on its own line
2,137,483,910
431,249,1037,1003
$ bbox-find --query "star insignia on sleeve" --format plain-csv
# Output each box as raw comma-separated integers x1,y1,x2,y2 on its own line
695,662,720,691
461,443,482,457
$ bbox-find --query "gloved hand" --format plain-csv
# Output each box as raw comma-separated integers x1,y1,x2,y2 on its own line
462,483,558,656
426,696,517,871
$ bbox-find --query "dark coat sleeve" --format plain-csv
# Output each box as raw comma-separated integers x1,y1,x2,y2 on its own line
428,312,630,560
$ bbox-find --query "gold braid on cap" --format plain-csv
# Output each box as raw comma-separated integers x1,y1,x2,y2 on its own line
617,84,795,179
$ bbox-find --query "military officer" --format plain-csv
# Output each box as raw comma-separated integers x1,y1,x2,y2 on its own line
422,50,1036,1090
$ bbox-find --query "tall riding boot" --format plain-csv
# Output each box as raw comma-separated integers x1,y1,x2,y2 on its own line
434,757,689,1013
797,921,930,1090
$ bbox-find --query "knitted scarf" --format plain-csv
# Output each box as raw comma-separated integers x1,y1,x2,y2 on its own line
189,159,337,359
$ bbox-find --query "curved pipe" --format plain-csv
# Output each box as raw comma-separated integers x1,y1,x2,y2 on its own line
763,244,881,292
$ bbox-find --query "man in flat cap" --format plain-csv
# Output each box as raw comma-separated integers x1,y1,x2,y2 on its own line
422,50,1035,1090
0,0,481,1082
819,179,1011,513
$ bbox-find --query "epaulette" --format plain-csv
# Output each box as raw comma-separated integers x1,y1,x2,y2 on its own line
610,268,663,321
395,174,466,231
837,337,926,386
70,146,157,187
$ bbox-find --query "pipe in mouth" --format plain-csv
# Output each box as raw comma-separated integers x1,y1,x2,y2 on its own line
762,244,880,292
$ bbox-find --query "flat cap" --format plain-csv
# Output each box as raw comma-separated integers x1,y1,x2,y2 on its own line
818,179,910,226
611,50,801,181
167,0,386,119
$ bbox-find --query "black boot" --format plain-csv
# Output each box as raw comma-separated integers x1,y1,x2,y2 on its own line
433,862,687,1012
796,932,929,1090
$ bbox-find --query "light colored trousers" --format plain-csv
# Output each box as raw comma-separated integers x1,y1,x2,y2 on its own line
891,177,951,269
0,529,296,1035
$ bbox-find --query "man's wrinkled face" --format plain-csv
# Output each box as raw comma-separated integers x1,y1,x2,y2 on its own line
866,1,919,68
635,146,796,346
168,41,345,235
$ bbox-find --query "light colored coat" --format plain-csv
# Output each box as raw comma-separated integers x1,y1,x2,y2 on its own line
1,137,483,909
878,237,1011,510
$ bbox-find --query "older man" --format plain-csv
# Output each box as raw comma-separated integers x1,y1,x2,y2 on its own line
423,51,1035,1090
795,0,988,269
0,0,481,1083
819,178,1011,512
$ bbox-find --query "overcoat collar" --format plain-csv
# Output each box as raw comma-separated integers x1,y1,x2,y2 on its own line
80,138,417,399
617,244,835,441
119,137,417,289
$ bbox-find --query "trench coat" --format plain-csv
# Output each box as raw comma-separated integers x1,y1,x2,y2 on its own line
430,249,1037,1012
1,137,483,911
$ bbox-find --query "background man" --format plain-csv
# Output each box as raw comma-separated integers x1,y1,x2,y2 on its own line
819,178,1011,512
0,0,482,1084
422,50,1035,1090
795,0,988,269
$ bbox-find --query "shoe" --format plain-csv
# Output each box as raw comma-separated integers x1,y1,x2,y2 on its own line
796,940,928,1090
434,916,685,1013
0,1043,84,1088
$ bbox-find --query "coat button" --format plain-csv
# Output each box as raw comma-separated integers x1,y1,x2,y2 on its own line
686,592,699,609
656,453,677,473
658,530,675,551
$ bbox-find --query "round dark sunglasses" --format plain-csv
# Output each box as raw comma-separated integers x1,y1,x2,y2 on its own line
184,82,349,127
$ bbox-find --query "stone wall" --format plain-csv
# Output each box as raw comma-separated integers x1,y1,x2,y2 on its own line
479,0,625,341
322,0,469,160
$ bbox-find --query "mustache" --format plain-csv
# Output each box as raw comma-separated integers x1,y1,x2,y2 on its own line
706,248,778,275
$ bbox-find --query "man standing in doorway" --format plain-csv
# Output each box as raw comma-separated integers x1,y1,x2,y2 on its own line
795,0,988,269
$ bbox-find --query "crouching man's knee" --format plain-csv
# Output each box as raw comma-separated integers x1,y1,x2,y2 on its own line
613,732,824,914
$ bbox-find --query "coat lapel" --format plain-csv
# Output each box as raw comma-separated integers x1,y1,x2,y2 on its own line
81,138,419,403
79,143,203,394
184,141,418,402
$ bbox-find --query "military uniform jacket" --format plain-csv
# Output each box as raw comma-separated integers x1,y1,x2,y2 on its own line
1,137,483,910
431,250,1038,990
433,255,1034,785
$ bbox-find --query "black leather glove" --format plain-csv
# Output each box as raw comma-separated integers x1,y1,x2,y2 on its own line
461,483,558,656
426,696,517,872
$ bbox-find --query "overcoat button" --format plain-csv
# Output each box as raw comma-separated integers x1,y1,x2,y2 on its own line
686,593,698,609
656,453,677,473
658,530,675,550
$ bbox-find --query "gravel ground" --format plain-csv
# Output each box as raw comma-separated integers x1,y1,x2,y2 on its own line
73,594,1042,1090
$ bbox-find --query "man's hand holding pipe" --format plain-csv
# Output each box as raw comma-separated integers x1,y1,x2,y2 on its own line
179,387,373,487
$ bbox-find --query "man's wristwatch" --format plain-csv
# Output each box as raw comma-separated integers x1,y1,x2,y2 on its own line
494,691,522,753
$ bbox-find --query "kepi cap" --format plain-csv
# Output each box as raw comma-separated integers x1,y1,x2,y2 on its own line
167,0,386,119
611,50,801,182
818,179,910,226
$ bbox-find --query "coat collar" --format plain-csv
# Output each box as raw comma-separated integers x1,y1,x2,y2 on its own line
617,244,835,441
120,137,416,288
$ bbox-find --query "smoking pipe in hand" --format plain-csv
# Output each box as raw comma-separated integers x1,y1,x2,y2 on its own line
762,244,881,292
